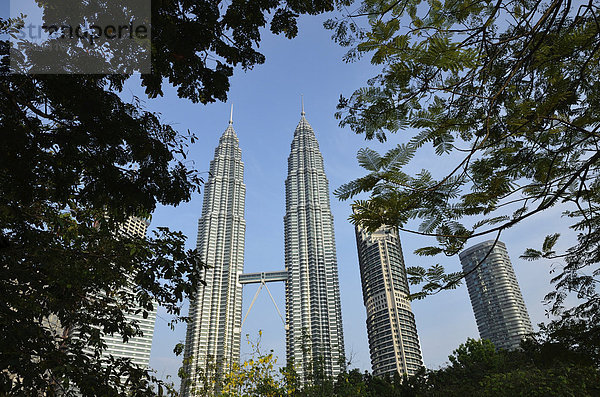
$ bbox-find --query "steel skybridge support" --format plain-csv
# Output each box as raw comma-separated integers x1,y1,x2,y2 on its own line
239,271,288,331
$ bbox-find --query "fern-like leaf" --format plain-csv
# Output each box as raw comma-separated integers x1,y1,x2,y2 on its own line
381,143,416,171
357,147,382,171
414,246,444,256
542,233,560,253
520,248,543,261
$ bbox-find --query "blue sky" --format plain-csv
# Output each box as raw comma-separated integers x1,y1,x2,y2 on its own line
8,1,579,389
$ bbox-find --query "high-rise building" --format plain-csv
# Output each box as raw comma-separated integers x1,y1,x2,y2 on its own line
181,112,246,395
355,224,423,377
459,240,533,350
284,108,345,381
101,216,157,368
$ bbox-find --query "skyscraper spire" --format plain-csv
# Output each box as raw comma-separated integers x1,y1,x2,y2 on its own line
284,111,345,382
301,95,305,116
229,103,234,125
181,119,245,396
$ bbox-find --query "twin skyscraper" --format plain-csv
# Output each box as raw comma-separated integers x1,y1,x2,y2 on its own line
181,106,345,395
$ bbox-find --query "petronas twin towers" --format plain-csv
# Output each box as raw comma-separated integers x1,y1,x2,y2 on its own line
285,110,345,379
182,115,246,393
181,106,344,395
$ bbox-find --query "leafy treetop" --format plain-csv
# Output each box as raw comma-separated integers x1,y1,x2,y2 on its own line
1,0,334,395
327,0,600,319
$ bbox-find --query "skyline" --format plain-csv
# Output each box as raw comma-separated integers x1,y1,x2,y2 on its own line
127,14,577,387
146,105,569,385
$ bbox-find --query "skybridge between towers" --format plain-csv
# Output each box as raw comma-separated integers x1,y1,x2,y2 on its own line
238,271,288,330
239,271,287,284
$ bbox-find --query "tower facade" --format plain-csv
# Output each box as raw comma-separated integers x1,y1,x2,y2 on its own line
355,225,423,377
181,117,246,395
459,240,533,350
101,216,157,368
284,110,345,382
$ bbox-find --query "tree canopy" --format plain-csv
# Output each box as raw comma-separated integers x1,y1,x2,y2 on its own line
1,0,334,395
328,0,600,319
189,324,600,396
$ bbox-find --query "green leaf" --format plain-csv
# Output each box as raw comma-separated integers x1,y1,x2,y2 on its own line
334,173,382,200
414,246,444,256
381,143,416,171
357,147,382,171
542,233,560,253
520,249,543,261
